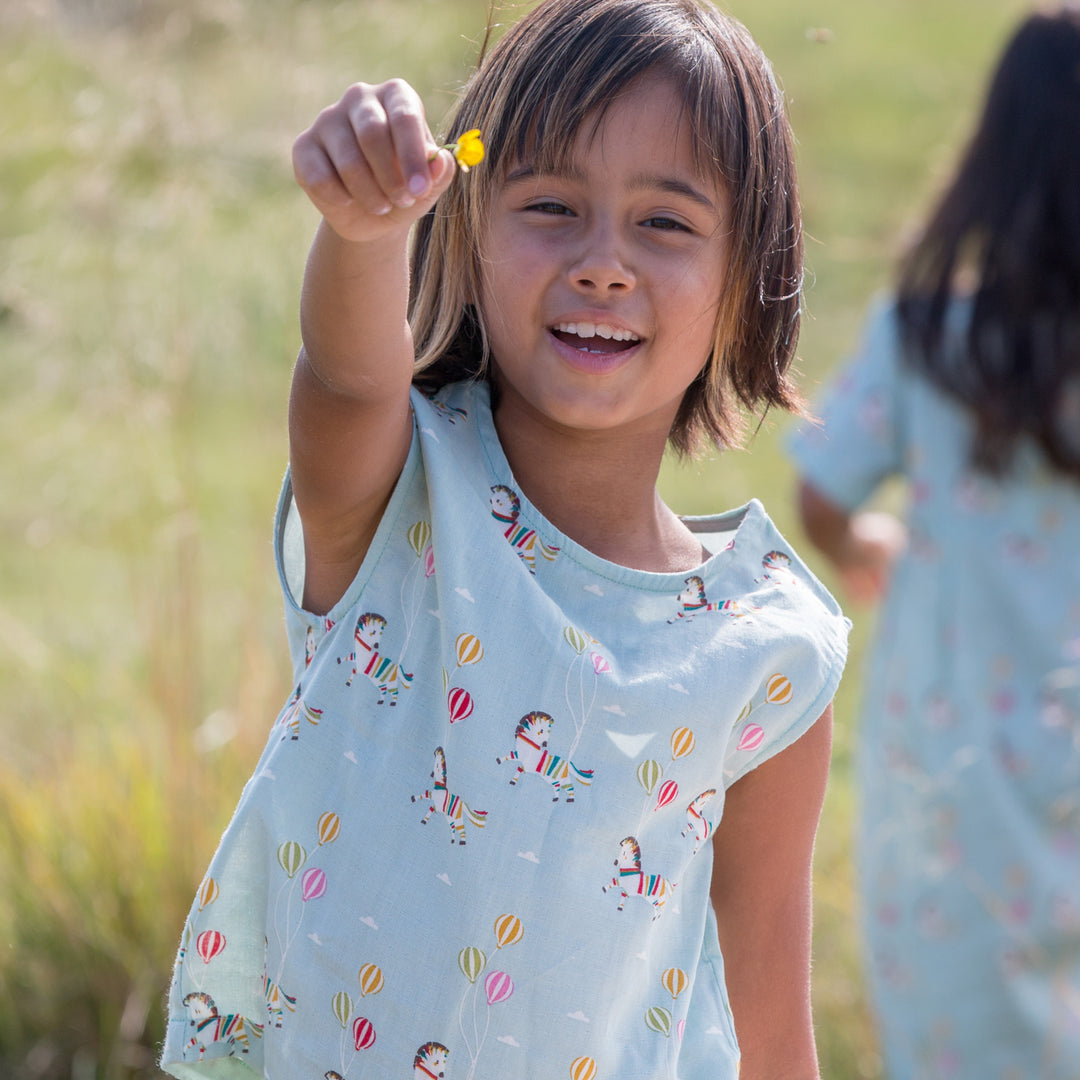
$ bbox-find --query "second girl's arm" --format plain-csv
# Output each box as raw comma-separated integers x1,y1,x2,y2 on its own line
289,80,456,613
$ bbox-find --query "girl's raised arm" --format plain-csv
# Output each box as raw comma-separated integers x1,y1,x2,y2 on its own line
289,80,456,614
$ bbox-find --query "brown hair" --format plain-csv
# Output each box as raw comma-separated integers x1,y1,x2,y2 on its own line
409,0,804,455
897,5,1080,479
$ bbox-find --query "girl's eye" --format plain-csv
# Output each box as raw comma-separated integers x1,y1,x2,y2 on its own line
643,216,690,232
526,201,573,216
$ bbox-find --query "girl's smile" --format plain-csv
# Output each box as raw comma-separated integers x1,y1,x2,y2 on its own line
478,72,732,444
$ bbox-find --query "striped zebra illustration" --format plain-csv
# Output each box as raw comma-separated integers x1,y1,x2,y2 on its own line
602,837,676,920
667,575,747,623
756,549,797,585
182,992,264,1059
681,788,718,854
337,612,413,704
412,747,488,845
277,683,323,740
263,972,297,1028
490,484,560,574
413,1042,449,1079
496,710,594,802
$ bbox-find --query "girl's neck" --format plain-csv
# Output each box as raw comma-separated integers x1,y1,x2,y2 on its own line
492,404,707,573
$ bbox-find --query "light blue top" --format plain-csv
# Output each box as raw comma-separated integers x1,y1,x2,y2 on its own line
162,379,848,1080
789,299,1080,1079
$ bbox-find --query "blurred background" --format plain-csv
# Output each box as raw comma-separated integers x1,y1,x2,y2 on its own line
0,0,1035,1077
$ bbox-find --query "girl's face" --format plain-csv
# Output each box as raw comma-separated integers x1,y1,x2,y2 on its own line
478,73,731,447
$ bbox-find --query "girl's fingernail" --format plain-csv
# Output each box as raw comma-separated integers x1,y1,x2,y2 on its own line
408,174,428,196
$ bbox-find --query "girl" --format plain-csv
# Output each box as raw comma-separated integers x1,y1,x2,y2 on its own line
162,2,848,1078
790,8,1080,1078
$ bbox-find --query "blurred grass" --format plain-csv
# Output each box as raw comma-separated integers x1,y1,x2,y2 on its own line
0,0,1033,1077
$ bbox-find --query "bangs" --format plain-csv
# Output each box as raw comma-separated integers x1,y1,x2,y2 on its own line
455,2,737,185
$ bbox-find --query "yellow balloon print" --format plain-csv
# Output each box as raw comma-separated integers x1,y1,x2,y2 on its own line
358,963,384,997
569,1056,597,1080
670,727,695,759
455,633,484,667
494,913,523,949
766,672,793,705
197,875,219,911
661,967,687,1000
317,811,341,846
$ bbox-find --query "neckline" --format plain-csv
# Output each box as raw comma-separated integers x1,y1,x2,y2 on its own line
462,379,765,589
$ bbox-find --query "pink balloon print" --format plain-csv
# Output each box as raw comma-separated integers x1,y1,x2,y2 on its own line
352,1016,376,1051
424,545,435,578
654,779,679,811
447,687,474,724
301,867,327,902
591,652,610,674
484,970,514,1006
677,1018,686,1042
196,929,225,964
737,723,765,752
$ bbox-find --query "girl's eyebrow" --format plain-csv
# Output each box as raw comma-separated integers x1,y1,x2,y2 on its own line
504,164,719,215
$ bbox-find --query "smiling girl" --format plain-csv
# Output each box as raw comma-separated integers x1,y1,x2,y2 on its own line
161,3,848,1078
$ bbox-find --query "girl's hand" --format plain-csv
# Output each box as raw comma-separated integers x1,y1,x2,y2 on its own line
292,79,456,244
835,510,907,604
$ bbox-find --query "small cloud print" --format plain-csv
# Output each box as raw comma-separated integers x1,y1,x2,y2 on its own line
602,704,626,716
420,427,439,442
359,916,378,930
258,767,276,780
584,583,604,596
437,872,452,886
566,1011,590,1024
343,751,357,764
668,682,690,695
517,851,540,864
455,588,475,603
307,933,322,946
497,1036,521,1047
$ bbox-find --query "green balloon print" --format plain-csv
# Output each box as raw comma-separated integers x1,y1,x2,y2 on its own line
407,520,431,558
332,990,352,1029
457,945,487,984
276,840,307,879
562,626,587,654
645,1005,672,1037
636,759,662,795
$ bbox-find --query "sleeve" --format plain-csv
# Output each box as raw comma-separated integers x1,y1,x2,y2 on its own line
722,556,850,787
787,297,908,511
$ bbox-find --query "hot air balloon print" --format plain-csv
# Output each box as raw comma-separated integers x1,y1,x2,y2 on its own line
197,875,219,911
636,759,662,795
358,963,384,997
484,971,514,1006
766,673,793,705
458,946,486,984
301,867,327,902
196,929,225,964
455,633,483,667
563,626,588,655
670,727,695,759
447,686,474,724
645,1006,672,1037
407,521,431,558
317,811,341,846
277,841,307,879
591,652,609,674
352,1016,376,1051
493,913,523,949
661,967,688,1000
332,991,352,1029
737,723,765,752
570,1057,597,1080
654,779,679,811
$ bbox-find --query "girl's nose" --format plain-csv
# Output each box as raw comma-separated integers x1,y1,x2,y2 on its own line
568,223,635,293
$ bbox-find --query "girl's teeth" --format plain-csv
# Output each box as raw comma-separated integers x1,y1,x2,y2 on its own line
555,322,639,343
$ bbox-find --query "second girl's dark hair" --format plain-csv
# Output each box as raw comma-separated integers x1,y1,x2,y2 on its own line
896,5,1080,479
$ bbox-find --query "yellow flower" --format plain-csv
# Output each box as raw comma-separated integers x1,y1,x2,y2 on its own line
450,129,485,171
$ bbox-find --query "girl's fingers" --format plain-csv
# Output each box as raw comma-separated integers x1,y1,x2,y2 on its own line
380,79,441,200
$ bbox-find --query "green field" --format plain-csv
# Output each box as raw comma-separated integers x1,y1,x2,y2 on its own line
0,1,1033,1076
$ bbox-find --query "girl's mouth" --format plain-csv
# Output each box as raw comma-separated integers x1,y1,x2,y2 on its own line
551,321,641,355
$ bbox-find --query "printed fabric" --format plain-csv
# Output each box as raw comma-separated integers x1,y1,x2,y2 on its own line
161,379,848,1080
790,298,1080,1080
